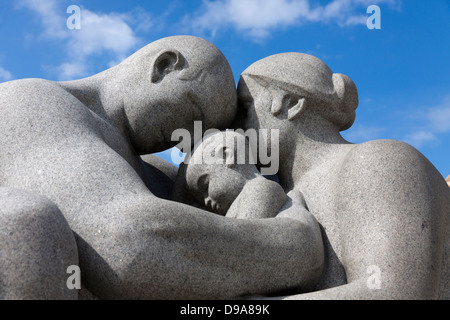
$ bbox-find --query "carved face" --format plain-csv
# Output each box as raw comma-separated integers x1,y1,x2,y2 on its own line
236,75,292,163
122,36,237,155
186,163,246,216
185,131,254,215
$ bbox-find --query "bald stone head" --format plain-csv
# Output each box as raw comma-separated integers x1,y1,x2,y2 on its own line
113,36,237,154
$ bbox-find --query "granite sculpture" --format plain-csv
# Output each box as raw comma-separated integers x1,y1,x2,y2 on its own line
176,130,321,223
234,52,450,299
0,36,449,300
174,130,324,290
0,36,323,300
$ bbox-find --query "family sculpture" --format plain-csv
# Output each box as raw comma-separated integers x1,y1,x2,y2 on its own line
0,36,449,300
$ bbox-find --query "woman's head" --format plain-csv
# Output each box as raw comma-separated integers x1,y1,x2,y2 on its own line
237,52,358,133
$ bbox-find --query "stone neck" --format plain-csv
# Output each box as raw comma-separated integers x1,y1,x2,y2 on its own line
277,117,351,191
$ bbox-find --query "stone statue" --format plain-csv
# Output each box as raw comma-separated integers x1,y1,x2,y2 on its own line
176,130,286,219
174,130,324,291
235,52,450,299
176,130,319,221
0,36,324,299
2,34,449,300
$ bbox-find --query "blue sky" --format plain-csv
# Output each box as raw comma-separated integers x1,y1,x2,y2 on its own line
0,0,449,179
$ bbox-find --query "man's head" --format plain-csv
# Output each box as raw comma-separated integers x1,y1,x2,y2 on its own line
180,131,259,215
118,36,237,154
236,52,358,149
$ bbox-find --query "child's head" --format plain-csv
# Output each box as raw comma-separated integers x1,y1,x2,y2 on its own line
182,131,259,215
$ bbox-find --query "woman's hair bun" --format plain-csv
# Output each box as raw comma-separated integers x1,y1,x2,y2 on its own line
332,73,358,131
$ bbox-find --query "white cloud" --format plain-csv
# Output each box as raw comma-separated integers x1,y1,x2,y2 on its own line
55,62,89,81
124,7,155,33
18,0,149,80
16,0,67,39
404,131,438,149
186,0,400,40
403,95,450,149
68,10,138,58
58,9,140,79
0,66,13,82
426,95,450,133
343,124,386,143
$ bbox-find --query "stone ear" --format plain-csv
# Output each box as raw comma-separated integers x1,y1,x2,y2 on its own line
151,49,185,83
271,91,306,121
287,97,306,121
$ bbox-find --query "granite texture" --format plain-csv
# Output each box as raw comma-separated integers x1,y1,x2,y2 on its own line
0,36,324,299
175,130,324,290
1,37,448,300
0,188,78,299
236,52,450,299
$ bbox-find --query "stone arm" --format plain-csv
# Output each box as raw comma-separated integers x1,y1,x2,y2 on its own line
66,149,323,299
281,140,450,299
90,193,324,299
0,188,79,300
226,177,287,219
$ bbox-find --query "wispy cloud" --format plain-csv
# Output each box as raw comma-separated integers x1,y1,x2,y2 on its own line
18,0,151,80
344,94,450,150
404,130,438,149
59,9,140,79
403,95,450,149
15,0,67,39
0,66,13,82
55,61,89,81
426,96,450,133
343,124,387,143
184,0,400,41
